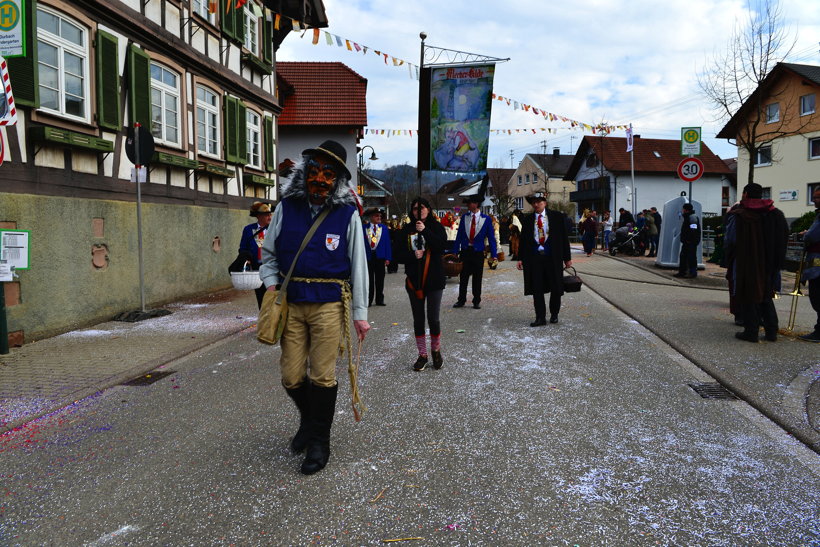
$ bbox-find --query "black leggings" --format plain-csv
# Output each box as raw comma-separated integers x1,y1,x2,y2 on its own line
407,288,443,337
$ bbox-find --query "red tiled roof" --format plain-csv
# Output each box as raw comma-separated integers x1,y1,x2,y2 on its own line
277,62,368,127
567,136,732,179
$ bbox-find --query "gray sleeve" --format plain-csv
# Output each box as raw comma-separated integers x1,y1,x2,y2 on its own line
259,205,284,288
347,212,368,321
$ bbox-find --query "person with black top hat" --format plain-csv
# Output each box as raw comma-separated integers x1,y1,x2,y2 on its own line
517,192,572,326
234,201,272,308
395,197,448,371
363,208,392,306
451,190,497,309
259,139,370,475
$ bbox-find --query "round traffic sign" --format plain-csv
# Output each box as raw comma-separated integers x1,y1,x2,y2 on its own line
677,157,704,183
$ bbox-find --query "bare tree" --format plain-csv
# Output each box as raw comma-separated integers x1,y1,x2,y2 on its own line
491,176,516,218
698,0,800,185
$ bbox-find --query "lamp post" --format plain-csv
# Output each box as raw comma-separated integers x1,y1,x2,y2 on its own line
358,145,378,206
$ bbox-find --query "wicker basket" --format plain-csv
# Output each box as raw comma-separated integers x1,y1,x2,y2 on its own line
230,270,263,290
442,254,463,277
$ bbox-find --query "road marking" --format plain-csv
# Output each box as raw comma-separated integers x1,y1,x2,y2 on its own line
86,525,140,546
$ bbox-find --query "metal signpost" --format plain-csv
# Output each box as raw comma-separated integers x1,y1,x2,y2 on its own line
680,127,703,201
124,123,154,316
677,157,704,200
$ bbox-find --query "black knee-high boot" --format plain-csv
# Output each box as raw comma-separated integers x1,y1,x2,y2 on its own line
284,380,310,453
301,383,338,475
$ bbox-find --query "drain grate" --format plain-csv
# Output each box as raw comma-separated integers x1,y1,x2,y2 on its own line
688,382,738,400
121,370,176,386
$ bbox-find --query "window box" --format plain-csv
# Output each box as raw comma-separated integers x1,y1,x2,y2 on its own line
241,52,272,74
152,152,199,169
29,126,113,153
198,162,235,178
244,173,275,186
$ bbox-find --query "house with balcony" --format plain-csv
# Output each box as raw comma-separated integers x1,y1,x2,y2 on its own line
276,61,367,188
0,0,326,344
564,135,732,219
716,62,820,221
508,149,576,213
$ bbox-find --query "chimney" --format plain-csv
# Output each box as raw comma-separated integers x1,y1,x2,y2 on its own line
552,147,560,159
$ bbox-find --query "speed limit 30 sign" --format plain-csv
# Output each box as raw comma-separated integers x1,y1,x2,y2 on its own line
677,157,704,183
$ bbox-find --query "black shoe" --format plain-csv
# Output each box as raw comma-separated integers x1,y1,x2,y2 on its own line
549,314,559,324
735,331,759,343
432,350,443,369
300,384,337,475
453,301,466,308
413,355,428,371
672,272,686,278
530,318,547,327
376,301,386,306
472,303,481,309
764,330,778,342
799,331,820,343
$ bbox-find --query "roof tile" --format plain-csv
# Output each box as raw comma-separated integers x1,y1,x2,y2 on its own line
277,62,368,126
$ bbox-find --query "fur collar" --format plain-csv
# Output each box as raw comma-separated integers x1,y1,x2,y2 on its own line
279,159,358,209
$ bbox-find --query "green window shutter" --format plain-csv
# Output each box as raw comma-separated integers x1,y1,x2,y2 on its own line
236,100,247,165
7,0,38,107
223,95,238,163
95,30,120,131
262,19,273,65
233,3,245,44
264,115,275,172
127,45,151,127
220,0,236,40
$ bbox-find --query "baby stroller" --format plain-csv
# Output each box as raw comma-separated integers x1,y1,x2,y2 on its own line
609,226,646,256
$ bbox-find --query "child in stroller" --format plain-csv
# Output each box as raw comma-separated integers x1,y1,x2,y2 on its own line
608,224,647,256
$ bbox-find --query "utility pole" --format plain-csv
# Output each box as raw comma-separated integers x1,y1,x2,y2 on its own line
570,135,576,155
509,149,514,168
540,140,547,155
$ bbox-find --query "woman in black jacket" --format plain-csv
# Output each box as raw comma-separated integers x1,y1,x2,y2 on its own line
397,197,448,371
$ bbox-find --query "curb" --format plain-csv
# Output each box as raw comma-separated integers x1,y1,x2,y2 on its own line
1,322,256,435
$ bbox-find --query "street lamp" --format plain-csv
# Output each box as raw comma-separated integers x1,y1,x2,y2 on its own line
358,145,378,172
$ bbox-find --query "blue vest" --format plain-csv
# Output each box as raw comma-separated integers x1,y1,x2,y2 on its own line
276,199,354,303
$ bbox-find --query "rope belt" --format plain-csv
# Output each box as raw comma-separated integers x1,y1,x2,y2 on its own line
290,276,366,421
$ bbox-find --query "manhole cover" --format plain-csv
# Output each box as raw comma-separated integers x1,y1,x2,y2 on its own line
688,382,738,400
121,370,176,386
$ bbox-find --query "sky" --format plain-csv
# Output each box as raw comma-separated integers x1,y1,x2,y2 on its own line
276,0,820,172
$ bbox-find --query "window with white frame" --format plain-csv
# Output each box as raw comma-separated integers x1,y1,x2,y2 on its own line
761,187,772,200
192,0,217,24
243,5,259,56
36,7,90,121
765,103,779,123
196,85,220,157
801,94,816,116
533,173,538,183
247,109,261,168
810,137,820,160
517,175,522,185
150,63,181,146
754,145,772,166
525,174,530,184
514,197,524,210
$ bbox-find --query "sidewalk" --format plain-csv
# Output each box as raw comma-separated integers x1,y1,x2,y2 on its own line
0,289,258,434
571,246,819,452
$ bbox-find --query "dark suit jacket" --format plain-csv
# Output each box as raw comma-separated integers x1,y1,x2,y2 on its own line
519,209,571,296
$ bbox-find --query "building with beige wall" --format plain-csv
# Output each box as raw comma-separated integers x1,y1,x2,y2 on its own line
717,63,820,221
507,150,576,213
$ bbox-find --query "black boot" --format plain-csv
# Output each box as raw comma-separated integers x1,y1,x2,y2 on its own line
284,381,310,453
301,383,338,475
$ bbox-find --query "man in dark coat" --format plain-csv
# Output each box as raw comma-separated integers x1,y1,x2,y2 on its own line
724,183,789,343
674,202,701,279
798,187,820,342
517,192,572,326
617,207,635,228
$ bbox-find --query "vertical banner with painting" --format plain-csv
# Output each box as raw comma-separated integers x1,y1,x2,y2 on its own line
424,64,495,173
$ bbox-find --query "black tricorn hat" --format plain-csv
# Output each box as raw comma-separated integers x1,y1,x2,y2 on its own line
462,194,483,204
302,140,352,179
364,207,384,217
525,191,548,205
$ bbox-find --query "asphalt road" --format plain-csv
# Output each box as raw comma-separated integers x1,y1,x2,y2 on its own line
1,258,818,545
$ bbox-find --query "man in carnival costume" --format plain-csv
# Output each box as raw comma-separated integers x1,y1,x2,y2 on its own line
260,140,370,474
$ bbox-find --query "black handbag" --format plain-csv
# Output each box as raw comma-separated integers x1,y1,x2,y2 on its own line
563,266,582,292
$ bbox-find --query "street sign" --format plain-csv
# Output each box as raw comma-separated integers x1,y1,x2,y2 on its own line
125,124,154,166
681,127,701,156
0,0,25,58
677,157,704,183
